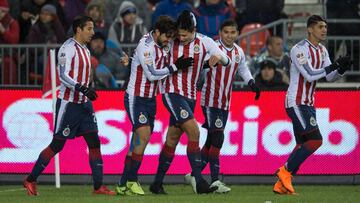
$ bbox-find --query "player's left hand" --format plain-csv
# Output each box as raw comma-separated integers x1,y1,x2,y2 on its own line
248,79,260,100
75,84,98,101
335,55,353,74
208,55,221,67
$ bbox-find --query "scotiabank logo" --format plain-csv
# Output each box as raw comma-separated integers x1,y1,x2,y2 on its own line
1,99,358,162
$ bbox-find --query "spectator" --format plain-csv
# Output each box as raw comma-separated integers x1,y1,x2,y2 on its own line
151,0,192,28
107,1,147,55
193,0,233,39
104,0,157,31
236,0,287,34
251,36,290,82
67,0,108,37
255,59,287,90
90,56,118,89
63,0,89,27
18,0,66,43
26,4,65,44
25,4,65,85
90,32,129,83
0,0,20,84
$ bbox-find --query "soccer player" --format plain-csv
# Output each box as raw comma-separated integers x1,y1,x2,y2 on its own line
149,10,231,195
184,19,260,193
23,15,115,196
273,15,352,195
115,16,194,196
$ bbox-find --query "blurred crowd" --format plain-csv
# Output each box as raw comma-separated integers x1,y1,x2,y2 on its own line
1,0,359,88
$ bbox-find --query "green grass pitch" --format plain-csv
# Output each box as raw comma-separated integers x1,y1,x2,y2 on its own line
1,184,359,203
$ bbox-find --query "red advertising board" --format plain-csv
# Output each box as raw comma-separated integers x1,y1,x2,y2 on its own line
0,89,359,174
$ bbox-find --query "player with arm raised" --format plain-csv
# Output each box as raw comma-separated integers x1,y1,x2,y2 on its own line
273,15,352,195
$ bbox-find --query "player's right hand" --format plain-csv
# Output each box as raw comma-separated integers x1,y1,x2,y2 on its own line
75,84,98,101
174,55,194,70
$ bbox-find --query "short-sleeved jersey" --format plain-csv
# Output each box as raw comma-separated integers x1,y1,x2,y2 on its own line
286,39,340,108
126,32,172,98
57,38,91,104
201,40,253,110
161,33,229,100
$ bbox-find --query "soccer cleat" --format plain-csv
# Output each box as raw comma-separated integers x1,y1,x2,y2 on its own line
23,179,38,196
115,184,133,196
93,185,116,196
149,182,167,195
184,173,192,185
210,180,231,194
276,166,295,193
273,180,289,195
196,178,218,194
126,181,145,195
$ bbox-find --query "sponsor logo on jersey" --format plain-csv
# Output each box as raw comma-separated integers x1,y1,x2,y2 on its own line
296,52,307,65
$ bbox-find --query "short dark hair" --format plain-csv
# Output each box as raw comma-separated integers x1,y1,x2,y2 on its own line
220,19,238,31
72,15,94,34
307,15,326,28
266,36,282,46
176,10,196,32
154,15,177,35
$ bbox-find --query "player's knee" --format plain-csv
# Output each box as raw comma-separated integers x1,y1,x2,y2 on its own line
49,138,66,153
84,132,101,149
209,130,224,149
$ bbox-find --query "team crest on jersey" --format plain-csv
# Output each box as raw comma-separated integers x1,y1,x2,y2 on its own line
139,113,147,124
309,116,317,126
215,118,223,128
296,52,307,65
62,126,70,137
163,45,170,53
194,44,200,54
180,109,189,119
235,54,241,63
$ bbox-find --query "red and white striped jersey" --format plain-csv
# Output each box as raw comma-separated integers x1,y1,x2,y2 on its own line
286,39,341,108
201,40,253,110
126,32,172,98
161,33,229,100
57,38,91,104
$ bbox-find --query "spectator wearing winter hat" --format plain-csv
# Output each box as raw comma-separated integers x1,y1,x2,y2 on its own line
26,4,66,84
255,58,288,90
0,0,20,84
26,4,65,44
107,1,147,55
18,0,66,43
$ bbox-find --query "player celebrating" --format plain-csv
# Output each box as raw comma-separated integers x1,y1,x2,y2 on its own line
149,10,231,195
23,15,115,196
273,15,352,195
115,16,194,196
184,19,260,193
